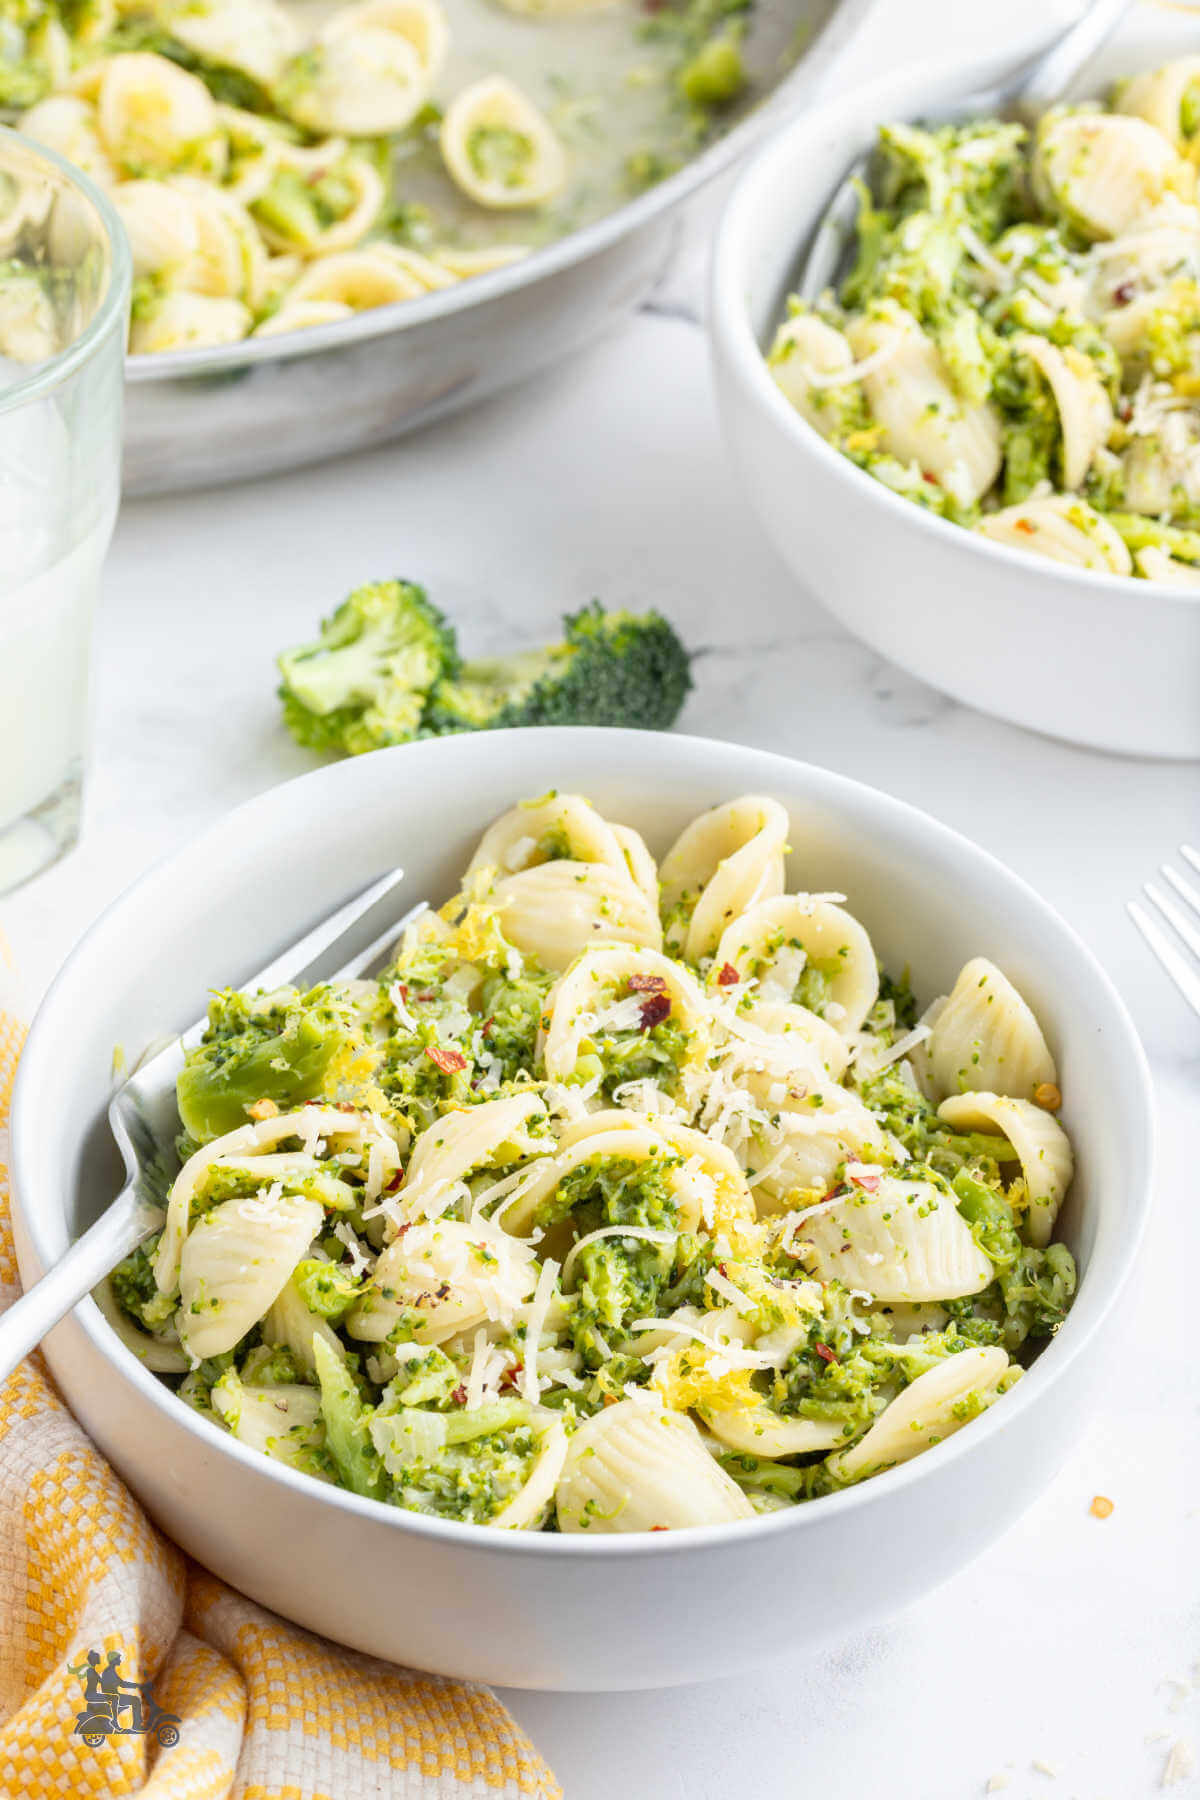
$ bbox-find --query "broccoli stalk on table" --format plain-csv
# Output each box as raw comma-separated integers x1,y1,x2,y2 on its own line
278,587,693,757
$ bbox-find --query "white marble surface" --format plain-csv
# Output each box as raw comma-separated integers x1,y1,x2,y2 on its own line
3,1,1199,1796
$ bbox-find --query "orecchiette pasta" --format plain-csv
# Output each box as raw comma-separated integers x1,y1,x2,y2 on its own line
793,1176,995,1300
767,66,1200,580
658,795,789,961
556,1399,757,1532
440,76,567,211
923,956,1057,1101
110,790,1079,1533
938,1093,1074,1247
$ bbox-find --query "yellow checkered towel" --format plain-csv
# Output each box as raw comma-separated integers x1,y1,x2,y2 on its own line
0,980,561,1800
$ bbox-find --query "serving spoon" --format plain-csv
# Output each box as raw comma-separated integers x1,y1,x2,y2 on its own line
0,874,427,1384
795,0,1136,305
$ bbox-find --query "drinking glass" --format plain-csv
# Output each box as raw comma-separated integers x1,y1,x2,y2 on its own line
0,126,130,895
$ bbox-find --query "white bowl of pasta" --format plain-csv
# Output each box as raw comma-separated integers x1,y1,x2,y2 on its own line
709,44,1200,759
10,728,1152,1689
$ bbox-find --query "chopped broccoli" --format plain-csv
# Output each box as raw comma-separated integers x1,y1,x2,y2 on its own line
177,985,374,1142
277,580,458,757
678,36,746,109
426,603,692,735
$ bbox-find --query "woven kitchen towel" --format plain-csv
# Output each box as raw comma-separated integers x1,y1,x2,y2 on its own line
0,957,560,1800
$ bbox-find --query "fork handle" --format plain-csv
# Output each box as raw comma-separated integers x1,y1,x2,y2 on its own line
0,1185,157,1385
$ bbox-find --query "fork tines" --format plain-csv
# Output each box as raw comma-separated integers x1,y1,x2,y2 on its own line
1128,844,1200,1019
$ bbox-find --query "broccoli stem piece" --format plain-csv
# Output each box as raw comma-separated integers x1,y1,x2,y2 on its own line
312,1335,387,1501
425,602,692,735
177,1009,356,1141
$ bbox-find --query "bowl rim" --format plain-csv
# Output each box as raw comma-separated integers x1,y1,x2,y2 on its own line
11,726,1155,1559
709,48,1200,605
121,0,877,385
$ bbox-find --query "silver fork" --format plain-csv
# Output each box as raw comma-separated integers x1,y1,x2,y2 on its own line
1128,846,1200,1020
0,870,426,1383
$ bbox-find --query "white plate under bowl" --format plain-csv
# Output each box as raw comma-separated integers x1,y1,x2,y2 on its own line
10,729,1153,1688
709,41,1200,759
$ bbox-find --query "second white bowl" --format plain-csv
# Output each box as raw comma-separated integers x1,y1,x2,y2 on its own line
9,729,1153,1687
709,53,1200,760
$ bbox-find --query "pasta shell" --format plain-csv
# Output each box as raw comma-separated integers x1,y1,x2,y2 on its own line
1115,58,1200,153
93,1276,190,1374
828,1347,1012,1482
433,243,530,279
0,268,59,363
129,291,251,353
975,494,1132,573
489,861,663,971
494,0,620,12
324,0,450,81
253,299,355,337
793,1176,994,1300
19,95,117,190
1135,546,1200,585
700,1401,845,1458
745,1080,885,1212
555,1398,756,1533
658,796,789,962
211,1371,326,1472
159,0,300,87
539,944,710,1084
402,1091,549,1218
282,24,429,136
846,303,1002,504
440,76,567,211
610,824,659,910
1119,406,1200,516
497,1122,681,1236
938,1092,1074,1247
769,313,863,439
715,998,850,1083
345,1218,538,1344
111,179,199,279
178,1192,324,1360
925,956,1057,1101
711,894,879,1037
1034,111,1191,240
1013,333,1113,491
493,1416,569,1529
261,1274,344,1375
557,1109,757,1233
254,155,386,258
96,53,223,180
467,792,629,881
283,248,426,310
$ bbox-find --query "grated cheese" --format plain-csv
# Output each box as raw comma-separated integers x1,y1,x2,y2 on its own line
704,1268,756,1315
1163,1741,1195,1787
520,1257,559,1404
802,337,903,390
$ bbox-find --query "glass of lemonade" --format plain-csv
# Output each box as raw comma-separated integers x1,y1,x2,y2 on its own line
0,126,130,896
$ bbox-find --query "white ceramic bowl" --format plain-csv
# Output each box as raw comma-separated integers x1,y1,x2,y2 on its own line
11,728,1152,1689
709,54,1200,760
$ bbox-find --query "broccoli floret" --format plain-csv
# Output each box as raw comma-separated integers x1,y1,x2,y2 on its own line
426,603,692,735
278,580,458,757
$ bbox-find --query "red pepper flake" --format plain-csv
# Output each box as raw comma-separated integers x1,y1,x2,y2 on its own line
638,993,672,1031
1014,517,1036,535
416,990,437,1003
499,1362,523,1392
426,1044,467,1074
716,962,740,987
397,983,409,1001
814,1342,838,1365
849,1172,880,1193
649,1524,669,1530
384,1170,405,1193
1112,281,1134,306
450,1383,467,1406
922,471,939,485
480,1017,495,1038
627,972,668,994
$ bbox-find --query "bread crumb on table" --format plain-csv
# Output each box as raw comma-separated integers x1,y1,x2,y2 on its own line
1032,1758,1059,1777
1089,1494,1114,1519
985,1776,1011,1794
